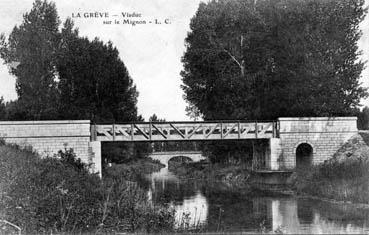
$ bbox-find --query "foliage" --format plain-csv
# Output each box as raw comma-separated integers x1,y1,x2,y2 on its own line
149,113,166,122
0,145,102,233
318,159,369,180
201,140,254,163
296,160,369,204
103,160,164,181
0,0,139,122
0,144,175,233
57,19,138,122
98,178,174,233
181,0,368,120
102,142,152,164
357,106,369,130
0,0,60,120
56,147,90,172
170,161,252,191
0,97,6,120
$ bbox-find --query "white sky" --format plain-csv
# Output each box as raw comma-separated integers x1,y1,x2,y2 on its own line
0,0,368,121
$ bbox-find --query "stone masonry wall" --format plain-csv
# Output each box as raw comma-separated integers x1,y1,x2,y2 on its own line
278,117,358,169
0,120,98,171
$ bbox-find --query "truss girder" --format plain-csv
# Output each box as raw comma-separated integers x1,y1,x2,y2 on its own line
93,121,277,142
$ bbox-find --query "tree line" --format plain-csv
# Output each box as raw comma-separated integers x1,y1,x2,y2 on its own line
0,0,140,122
1,0,369,130
181,0,369,129
179,0,369,162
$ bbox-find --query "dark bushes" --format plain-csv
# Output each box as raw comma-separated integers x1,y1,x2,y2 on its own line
0,144,174,234
0,145,103,233
318,159,369,180
296,160,369,204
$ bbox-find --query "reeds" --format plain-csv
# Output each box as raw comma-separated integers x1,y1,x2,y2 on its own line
296,160,369,204
0,144,175,234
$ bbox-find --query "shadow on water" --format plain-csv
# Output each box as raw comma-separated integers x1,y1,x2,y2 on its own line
144,153,369,233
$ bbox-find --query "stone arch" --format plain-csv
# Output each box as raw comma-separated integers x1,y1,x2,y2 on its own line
167,155,194,170
293,141,316,154
295,142,314,169
168,155,194,164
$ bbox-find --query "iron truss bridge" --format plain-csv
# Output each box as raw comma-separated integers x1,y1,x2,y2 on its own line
92,121,278,142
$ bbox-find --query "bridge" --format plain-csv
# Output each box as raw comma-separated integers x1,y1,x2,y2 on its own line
0,117,358,176
149,151,206,166
92,121,277,141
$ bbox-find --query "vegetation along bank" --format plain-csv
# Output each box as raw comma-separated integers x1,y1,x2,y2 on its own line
0,142,174,234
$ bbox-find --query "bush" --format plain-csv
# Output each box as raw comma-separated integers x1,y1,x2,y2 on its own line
318,159,369,180
296,159,369,204
57,148,90,171
0,146,102,233
0,145,175,233
97,178,175,233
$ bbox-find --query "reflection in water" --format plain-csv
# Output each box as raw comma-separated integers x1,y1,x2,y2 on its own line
145,153,369,233
252,198,369,234
173,191,208,229
149,167,179,183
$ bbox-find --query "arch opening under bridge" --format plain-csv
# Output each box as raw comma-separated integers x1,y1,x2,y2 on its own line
149,151,205,166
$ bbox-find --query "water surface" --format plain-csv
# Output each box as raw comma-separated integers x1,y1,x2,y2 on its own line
145,153,369,234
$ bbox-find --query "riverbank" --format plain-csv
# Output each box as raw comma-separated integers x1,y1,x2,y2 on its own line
0,143,174,234
294,163,369,204
170,162,253,192
170,133,369,204
103,157,165,181
298,193,369,210
294,133,369,204
145,165,369,233
172,158,369,204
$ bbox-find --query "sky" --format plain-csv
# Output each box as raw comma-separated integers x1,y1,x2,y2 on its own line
0,0,368,121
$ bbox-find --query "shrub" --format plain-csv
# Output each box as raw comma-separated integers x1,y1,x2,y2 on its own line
56,148,90,172
0,145,175,233
296,159,369,203
318,159,369,180
0,146,102,233
97,178,175,233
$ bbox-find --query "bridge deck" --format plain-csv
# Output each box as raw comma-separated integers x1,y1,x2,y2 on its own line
92,121,277,142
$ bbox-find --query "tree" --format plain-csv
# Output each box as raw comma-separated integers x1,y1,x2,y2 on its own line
149,114,166,122
0,0,60,120
358,106,369,130
181,0,368,120
0,1,140,122
57,19,139,122
0,97,6,120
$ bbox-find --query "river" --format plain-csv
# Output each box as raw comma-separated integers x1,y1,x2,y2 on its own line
143,153,369,234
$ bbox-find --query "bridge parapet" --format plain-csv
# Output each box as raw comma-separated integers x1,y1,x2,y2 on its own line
279,117,357,133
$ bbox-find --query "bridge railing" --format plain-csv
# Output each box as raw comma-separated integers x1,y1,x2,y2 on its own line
92,121,278,142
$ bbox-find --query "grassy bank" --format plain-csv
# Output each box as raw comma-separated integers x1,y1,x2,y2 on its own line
104,158,165,181
0,143,174,234
295,133,369,204
170,162,252,191
295,160,369,204
170,133,369,203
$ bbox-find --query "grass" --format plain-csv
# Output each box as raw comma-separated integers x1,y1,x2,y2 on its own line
295,160,369,204
170,161,252,192
294,133,369,204
0,143,175,234
103,158,165,181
